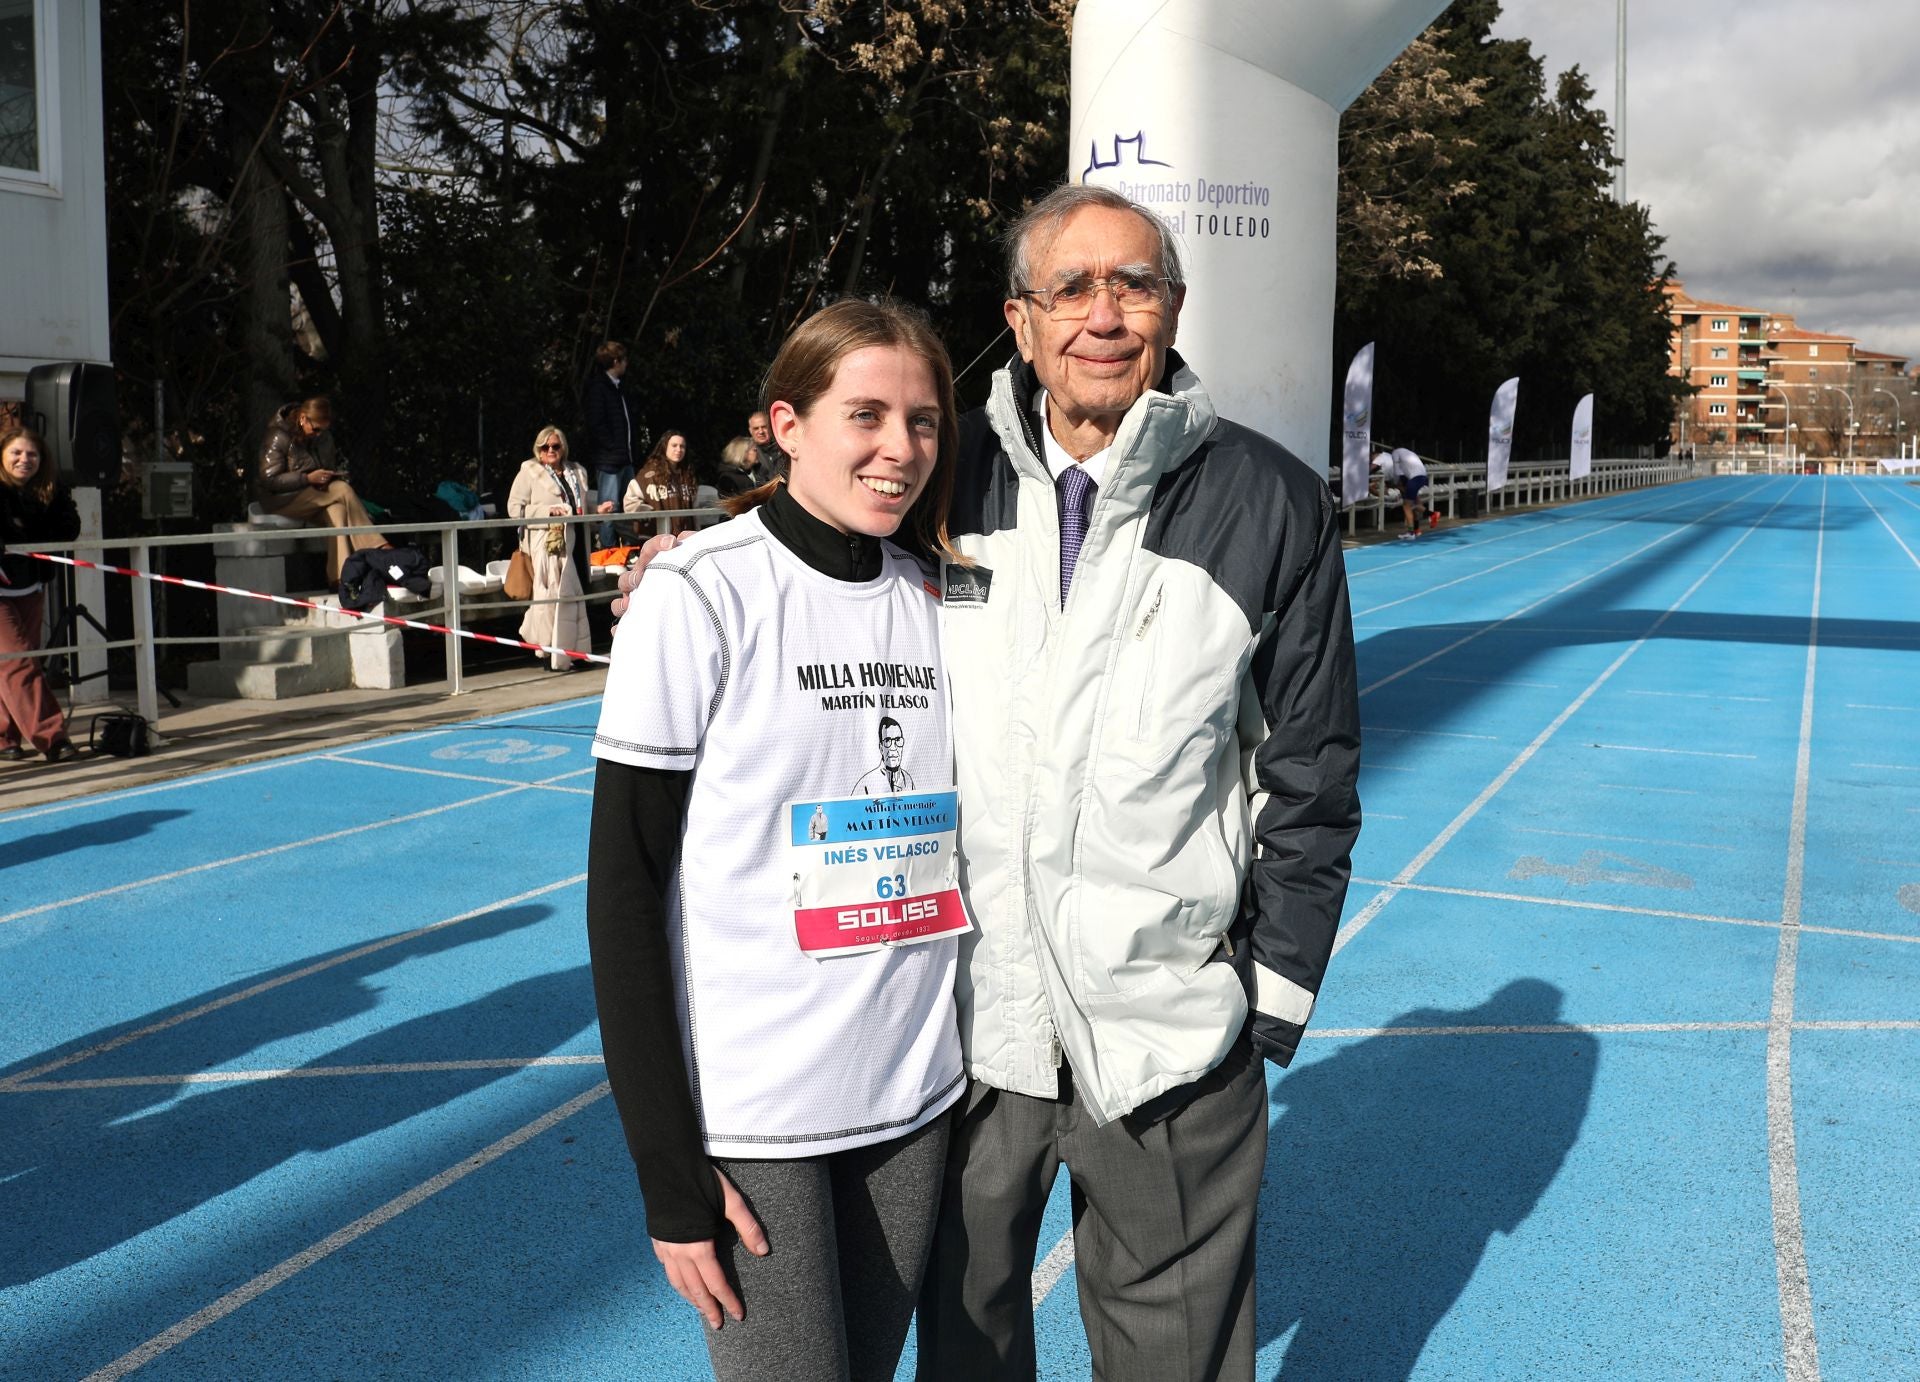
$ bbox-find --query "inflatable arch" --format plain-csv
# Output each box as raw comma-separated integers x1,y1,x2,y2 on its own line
1072,0,1449,469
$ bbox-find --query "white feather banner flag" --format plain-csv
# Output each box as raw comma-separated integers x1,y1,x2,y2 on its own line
1341,343,1375,509
1487,377,1520,493
1570,393,1594,481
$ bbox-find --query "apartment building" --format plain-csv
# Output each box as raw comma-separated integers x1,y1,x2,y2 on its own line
1667,283,1916,461
1666,283,1769,451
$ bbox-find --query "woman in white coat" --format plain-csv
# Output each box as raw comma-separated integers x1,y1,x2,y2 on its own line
506,425,610,671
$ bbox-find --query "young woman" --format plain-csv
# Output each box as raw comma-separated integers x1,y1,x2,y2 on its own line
0,427,81,763
506,425,610,672
622,430,702,535
587,299,964,1381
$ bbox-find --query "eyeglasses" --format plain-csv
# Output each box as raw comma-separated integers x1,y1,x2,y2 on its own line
1015,269,1170,319
537,443,563,453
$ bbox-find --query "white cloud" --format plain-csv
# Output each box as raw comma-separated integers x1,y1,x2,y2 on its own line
1492,0,1920,364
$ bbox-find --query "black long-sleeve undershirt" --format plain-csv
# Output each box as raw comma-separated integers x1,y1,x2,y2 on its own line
585,485,884,1241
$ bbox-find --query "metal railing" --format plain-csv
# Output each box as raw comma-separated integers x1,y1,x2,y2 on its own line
1335,454,1705,536
13,506,723,731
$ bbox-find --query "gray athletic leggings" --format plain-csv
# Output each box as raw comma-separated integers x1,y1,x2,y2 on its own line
704,1113,950,1382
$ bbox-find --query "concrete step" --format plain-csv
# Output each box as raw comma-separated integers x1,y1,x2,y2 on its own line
187,613,352,699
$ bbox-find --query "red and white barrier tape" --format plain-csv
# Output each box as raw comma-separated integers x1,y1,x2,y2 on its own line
27,551,609,665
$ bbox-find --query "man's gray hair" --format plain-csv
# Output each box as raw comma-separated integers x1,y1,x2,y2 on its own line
1004,184,1186,299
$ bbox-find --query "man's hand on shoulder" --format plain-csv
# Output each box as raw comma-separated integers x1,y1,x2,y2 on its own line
610,532,682,619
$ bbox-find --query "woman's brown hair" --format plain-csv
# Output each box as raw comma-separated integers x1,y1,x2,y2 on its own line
729,297,961,561
0,426,57,504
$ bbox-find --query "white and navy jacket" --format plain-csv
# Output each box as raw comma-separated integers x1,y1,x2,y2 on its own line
941,352,1362,1124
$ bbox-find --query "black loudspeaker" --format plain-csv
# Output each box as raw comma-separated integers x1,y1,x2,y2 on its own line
25,362,120,488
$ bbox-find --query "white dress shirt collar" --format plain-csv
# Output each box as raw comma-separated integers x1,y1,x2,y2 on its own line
1032,388,1111,491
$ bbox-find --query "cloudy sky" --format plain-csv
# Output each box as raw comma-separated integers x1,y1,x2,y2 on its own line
1490,0,1920,364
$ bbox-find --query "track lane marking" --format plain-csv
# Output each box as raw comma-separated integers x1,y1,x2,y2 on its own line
0,876,586,1089
1342,877,1920,946
1589,743,1758,760
1,765,589,926
1358,484,1765,697
6,1055,605,1092
76,1082,612,1382
1352,492,1707,619
321,754,595,795
0,697,599,825
1336,482,1798,959
1768,485,1822,1382
1511,826,1736,853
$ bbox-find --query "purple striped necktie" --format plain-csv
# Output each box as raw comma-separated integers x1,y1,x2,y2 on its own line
1058,464,1097,605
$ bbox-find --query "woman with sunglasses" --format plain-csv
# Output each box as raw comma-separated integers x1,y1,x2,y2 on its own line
507,425,611,671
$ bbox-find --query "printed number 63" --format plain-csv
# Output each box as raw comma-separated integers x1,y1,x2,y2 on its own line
875,874,908,899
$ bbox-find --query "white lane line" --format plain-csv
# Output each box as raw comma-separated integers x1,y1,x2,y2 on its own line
1852,762,1920,773
0,875,586,1089
1423,674,1561,690
1362,763,1416,774
0,696,599,825
0,764,587,927
1361,726,1500,741
4,1055,606,1092
1625,689,1772,703
1305,1020,1920,1040
1769,484,1822,1382
1345,875,1920,948
1360,485,1761,698
1336,482,1797,959
322,754,594,795
1513,826,1737,853
1847,477,1920,570
1311,1021,1769,1038
1597,783,1701,796
1589,743,1758,760
1844,704,1919,713
1031,1231,1078,1307
1346,877,1780,931
1353,492,1706,620
77,1082,612,1382
1368,813,1408,821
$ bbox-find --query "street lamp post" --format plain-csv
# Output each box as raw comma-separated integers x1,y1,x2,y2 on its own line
1765,379,1793,469
1871,386,1904,461
1825,386,1856,464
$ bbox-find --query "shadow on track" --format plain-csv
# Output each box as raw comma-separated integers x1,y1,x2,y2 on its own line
1257,980,1596,1380
0,904,584,1289
0,809,193,870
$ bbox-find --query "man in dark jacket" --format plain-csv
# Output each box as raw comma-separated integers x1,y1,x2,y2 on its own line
582,341,639,548
254,395,389,584
915,184,1363,1382
745,409,785,485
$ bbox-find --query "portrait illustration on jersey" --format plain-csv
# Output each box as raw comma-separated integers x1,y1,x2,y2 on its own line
853,716,914,796
807,803,830,840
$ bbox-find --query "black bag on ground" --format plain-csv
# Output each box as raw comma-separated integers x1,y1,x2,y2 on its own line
339,545,433,611
89,712,153,758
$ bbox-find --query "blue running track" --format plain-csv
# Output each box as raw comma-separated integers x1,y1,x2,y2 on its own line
3,475,1917,1380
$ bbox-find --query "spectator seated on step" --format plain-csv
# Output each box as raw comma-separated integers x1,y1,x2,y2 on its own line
254,394,392,584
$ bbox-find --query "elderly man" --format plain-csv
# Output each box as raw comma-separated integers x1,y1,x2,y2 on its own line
745,409,785,485
914,184,1362,1381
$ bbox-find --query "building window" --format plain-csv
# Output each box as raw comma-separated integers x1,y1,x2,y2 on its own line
1809,345,1820,358
1710,375,1728,388
0,0,44,178
1808,368,1819,379
1708,403,1728,417
1711,318,1729,332
1711,347,1729,360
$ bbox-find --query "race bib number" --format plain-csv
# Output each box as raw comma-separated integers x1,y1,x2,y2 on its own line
787,791,972,957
